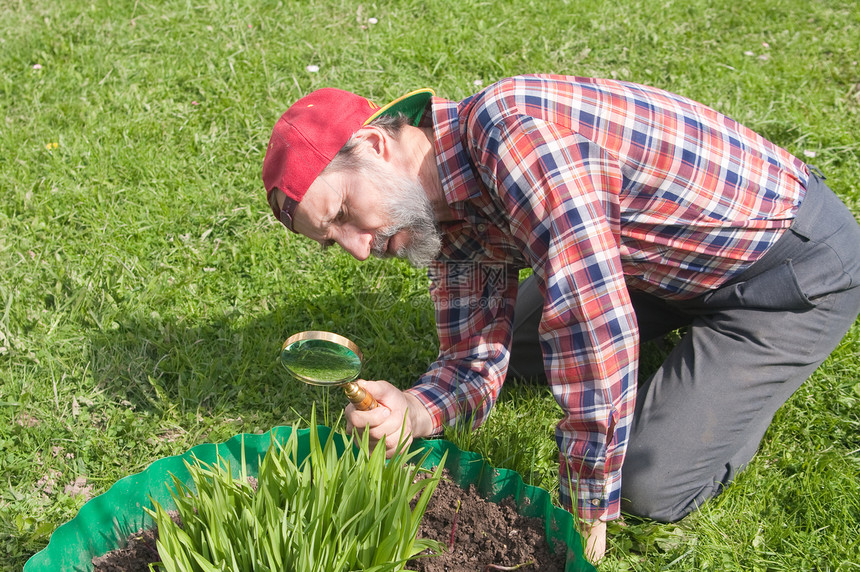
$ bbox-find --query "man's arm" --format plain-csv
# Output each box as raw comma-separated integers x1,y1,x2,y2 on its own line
474,114,639,526
346,258,521,452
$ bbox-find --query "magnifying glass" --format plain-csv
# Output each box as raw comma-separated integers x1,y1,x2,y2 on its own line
280,331,378,411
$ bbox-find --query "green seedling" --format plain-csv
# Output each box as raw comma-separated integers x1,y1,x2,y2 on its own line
146,409,446,572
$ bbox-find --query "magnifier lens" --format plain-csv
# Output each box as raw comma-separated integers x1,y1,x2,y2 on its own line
280,336,362,386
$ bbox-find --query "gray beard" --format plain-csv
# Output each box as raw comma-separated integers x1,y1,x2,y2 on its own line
368,169,442,268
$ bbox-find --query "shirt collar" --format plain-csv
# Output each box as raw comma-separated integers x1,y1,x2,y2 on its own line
429,96,485,208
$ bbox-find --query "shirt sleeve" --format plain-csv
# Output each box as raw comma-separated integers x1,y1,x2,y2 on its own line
406,257,521,435
474,115,639,522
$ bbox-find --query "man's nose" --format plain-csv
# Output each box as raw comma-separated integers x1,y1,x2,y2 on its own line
339,228,373,261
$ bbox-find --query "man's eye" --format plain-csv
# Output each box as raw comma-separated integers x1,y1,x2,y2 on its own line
336,208,346,222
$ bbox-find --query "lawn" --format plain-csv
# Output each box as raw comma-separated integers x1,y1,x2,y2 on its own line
1,0,859,570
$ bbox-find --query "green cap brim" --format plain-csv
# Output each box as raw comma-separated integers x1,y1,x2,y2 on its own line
364,88,435,127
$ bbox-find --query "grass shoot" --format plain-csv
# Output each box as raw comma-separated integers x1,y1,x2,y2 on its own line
147,410,446,572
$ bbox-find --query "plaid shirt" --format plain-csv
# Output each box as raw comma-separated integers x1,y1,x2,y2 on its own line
404,74,808,521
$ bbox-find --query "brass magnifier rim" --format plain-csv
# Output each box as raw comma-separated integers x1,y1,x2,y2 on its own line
282,330,364,362
280,330,377,410
281,330,364,386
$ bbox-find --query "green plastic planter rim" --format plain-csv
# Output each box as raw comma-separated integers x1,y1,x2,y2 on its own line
25,426,596,572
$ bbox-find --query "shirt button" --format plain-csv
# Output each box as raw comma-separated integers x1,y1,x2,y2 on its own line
476,224,487,232
591,499,601,506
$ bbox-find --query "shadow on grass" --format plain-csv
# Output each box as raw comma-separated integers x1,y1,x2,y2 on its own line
86,292,438,420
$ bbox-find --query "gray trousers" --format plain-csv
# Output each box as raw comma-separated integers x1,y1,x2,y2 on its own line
508,173,860,522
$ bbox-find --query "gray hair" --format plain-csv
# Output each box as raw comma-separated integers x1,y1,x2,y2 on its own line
325,113,411,174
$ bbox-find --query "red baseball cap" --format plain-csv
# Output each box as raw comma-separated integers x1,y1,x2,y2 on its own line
262,87,434,231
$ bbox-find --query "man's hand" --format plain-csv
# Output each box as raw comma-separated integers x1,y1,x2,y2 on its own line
581,519,607,563
344,380,434,457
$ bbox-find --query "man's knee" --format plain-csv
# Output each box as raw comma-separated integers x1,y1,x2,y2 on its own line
620,464,727,523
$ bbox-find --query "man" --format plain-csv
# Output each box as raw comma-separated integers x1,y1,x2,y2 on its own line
262,75,860,561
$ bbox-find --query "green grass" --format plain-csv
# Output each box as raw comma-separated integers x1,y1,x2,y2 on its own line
1,0,858,570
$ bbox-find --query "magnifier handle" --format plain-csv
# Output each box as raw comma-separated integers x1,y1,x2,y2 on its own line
343,382,378,411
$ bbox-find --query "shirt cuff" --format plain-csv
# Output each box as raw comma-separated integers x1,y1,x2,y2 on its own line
559,468,622,522
404,385,446,436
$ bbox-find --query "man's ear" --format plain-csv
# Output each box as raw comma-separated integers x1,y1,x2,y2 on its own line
352,126,390,161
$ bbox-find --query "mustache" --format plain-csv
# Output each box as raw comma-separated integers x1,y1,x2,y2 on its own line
370,228,397,258
370,232,395,258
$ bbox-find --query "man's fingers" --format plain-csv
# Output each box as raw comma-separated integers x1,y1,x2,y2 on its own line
346,404,393,440
348,410,411,458
343,379,416,458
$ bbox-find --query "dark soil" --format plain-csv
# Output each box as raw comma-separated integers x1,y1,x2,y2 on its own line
92,476,566,572
408,476,566,572
91,521,161,571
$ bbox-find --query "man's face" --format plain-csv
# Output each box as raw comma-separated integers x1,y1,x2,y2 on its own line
287,158,442,267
